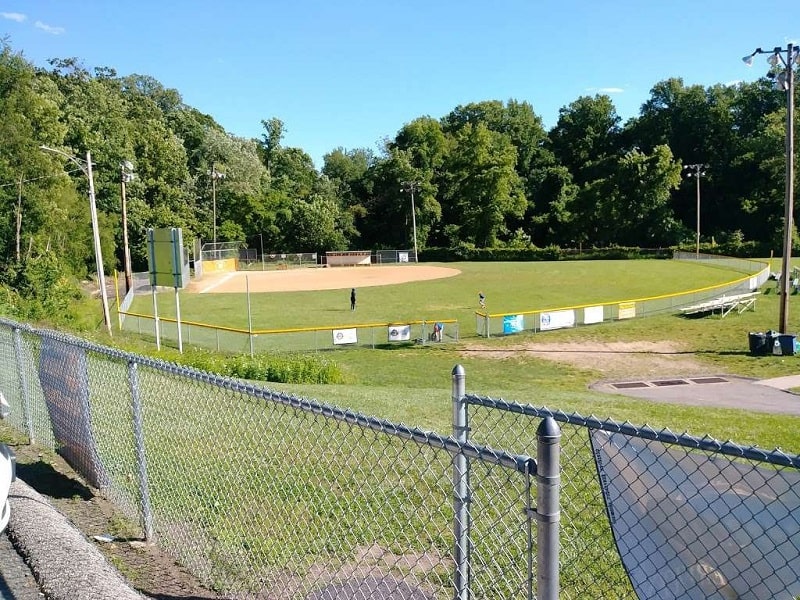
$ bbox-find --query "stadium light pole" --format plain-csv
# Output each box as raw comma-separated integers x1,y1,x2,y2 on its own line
743,43,798,333
400,181,420,262
40,145,112,336
120,160,135,294
209,163,226,247
683,164,707,258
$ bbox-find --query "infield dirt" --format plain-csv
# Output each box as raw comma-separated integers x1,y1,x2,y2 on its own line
191,265,461,294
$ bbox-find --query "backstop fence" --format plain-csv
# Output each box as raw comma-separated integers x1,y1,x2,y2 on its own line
1,318,798,599
476,252,771,337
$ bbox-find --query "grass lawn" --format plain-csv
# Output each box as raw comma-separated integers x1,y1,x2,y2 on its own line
120,258,800,451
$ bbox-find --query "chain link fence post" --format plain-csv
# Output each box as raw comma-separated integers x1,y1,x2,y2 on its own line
452,364,470,600
12,327,34,443
128,361,154,541
536,416,561,600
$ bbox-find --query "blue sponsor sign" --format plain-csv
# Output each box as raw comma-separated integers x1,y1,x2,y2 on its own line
503,314,524,334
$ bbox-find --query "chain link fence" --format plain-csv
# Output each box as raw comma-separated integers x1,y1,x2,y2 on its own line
2,316,799,599
476,251,770,337
462,392,800,599
0,318,547,599
119,315,460,355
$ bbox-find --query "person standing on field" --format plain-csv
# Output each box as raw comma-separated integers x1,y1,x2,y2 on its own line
350,288,357,311
478,291,486,309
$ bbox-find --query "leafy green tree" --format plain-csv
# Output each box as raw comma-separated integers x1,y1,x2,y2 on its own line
442,123,525,247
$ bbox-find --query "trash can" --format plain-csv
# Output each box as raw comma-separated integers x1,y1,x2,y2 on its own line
778,334,798,356
748,332,768,355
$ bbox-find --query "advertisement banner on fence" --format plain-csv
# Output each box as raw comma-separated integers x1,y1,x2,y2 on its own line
388,325,411,341
584,305,604,325
332,328,357,345
618,302,636,320
540,309,575,331
591,429,800,600
503,314,525,334
399,252,409,263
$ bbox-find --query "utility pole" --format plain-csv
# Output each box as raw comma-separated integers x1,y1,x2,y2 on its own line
120,161,135,293
400,181,420,262
743,43,797,332
684,164,706,258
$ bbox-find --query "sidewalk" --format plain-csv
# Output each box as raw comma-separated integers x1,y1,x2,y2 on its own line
591,373,800,415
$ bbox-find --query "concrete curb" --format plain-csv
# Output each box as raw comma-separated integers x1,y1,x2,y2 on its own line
7,479,145,600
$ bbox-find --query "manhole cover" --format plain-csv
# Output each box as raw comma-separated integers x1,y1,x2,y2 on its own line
651,379,690,387
689,377,728,384
610,382,650,389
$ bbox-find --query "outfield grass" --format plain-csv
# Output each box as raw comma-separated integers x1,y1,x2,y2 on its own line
132,260,751,331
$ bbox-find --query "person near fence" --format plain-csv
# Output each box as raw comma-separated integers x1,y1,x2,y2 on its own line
433,322,443,342
478,291,486,309
350,288,357,311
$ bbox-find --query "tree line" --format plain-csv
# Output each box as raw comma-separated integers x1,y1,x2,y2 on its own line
0,39,796,320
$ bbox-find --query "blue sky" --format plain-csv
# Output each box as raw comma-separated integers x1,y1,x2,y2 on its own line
2,1,797,168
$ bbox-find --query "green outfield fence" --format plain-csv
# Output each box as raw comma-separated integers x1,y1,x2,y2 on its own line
476,252,770,338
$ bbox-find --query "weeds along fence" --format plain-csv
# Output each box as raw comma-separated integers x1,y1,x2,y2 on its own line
2,318,799,599
118,315,459,355
476,252,770,337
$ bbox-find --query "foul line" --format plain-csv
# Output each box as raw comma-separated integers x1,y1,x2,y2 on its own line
198,272,238,294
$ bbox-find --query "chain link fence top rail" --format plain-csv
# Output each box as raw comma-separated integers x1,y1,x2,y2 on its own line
462,393,800,600
476,252,770,337
0,318,539,600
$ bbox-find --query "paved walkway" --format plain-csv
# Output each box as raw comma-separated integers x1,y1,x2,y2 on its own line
591,374,800,415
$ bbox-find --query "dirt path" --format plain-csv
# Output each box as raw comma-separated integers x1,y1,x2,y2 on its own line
460,339,710,380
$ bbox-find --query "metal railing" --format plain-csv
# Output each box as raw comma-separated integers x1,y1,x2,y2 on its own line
2,316,799,599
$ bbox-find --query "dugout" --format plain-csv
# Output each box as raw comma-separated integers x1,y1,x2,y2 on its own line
325,251,372,267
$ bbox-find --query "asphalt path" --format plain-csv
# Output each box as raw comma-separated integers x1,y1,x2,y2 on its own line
590,374,800,415
0,532,42,600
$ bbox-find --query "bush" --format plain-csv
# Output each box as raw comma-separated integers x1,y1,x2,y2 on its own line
158,347,346,385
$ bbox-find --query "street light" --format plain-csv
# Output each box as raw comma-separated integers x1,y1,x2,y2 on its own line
120,160,135,294
208,163,225,246
39,145,112,336
400,181,420,262
743,43,799,333
683,163,707,258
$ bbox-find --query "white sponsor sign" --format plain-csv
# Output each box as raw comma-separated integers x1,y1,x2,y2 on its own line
399,252,409,263
332,328,357,345
388,325,411,342
539,309,575,331
584,305,604,325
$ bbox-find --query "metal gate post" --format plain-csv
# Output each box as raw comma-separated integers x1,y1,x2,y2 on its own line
452,364,470,600
128,361,154,541
536,416,561,600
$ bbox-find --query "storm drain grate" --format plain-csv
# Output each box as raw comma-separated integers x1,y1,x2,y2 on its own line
610,381,650,389
689,377,728,384
651,379,690,387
